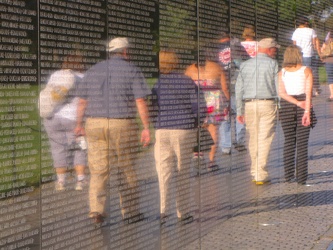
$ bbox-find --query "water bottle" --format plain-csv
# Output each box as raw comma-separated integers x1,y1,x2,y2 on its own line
77,136,87,150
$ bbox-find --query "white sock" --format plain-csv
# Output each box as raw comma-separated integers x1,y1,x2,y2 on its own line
57,173,66,183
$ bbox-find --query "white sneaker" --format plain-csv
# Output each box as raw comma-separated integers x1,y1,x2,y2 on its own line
222,148,231,155
55,181,65,191
75,181,86,191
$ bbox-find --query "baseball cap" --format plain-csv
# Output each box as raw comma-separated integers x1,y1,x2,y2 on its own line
258,38,280,49
106,37,129,52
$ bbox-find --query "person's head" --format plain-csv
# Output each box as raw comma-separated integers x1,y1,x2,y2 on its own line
282,45,303,68
159,51,178,74
219,31,230,43
106,37,129,56
242,25,256,40
258,38,280,58
297,16,310,27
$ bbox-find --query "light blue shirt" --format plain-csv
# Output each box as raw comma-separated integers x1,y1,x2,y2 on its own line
235,53,279,116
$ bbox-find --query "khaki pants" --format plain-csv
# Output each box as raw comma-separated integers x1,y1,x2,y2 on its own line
154,129,196,218
85,118,140,218
244,100,277,182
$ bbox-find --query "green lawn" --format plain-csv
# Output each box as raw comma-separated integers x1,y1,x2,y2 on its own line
0,79,159,197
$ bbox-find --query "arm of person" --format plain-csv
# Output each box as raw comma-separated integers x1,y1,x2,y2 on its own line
75,98,87,135
278,70,307,109
235,67,244,124
314,37,321,54
278,71,301,106
302,67,313,126
136,97,150,147
220,68,230,101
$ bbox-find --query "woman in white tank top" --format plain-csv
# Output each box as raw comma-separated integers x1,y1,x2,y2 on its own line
278,45,313,185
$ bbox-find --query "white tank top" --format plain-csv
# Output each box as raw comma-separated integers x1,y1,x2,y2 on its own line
281,66,307,95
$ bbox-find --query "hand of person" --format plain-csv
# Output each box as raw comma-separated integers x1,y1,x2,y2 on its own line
296,101,306,109
237,115,245,124
74,125,85,136
140,128,150,147
201,123,208,128
302,111,311,126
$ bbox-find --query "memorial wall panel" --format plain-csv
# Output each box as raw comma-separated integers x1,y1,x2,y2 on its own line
106,2,159,250
0,1,333,249
39,0,107,249
197,0,232,242
0,1,40,249
158,1,199,249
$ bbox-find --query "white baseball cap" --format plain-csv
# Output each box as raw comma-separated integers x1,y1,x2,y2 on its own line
106,37,129,52
258,38,280,49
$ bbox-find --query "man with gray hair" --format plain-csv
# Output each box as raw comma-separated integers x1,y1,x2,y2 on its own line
75,37,151,225
235,38,279,185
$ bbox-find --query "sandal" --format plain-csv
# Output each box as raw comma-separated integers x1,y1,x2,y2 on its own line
327,97,333,102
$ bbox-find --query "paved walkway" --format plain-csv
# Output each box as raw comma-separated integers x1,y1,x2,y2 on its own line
184,143,333,250
1,87,333,250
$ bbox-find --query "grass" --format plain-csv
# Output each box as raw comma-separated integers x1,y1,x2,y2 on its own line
319,66,327,84
0,79,160,198
0,84,58,198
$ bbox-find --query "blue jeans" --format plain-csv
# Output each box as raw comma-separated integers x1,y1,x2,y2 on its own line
219,95,245,149
302,57,312,67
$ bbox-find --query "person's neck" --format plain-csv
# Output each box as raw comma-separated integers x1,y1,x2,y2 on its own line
284,64,302,71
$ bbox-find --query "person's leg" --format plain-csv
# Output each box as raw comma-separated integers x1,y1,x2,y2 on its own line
311,56,321,94
256,100,277,182
244,101,258,180
235,120,246,146
112,119,141,220
85,118,109,218
172,129,196,218
43,117,69,189
206,124,218,165
230,95,246,147
62,118,87,187
329,84,333,98
154,129,173,216
280,102,297,181
295,108,311,184
219,119,231,154
325,63,333,100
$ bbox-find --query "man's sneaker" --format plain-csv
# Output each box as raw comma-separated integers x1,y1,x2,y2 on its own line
222,148,231,155
55,181,65,191
75,180,86,191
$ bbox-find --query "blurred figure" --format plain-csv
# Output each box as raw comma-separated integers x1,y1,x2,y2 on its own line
42,55,87,191
185,45,228,170
152,51,201,224
236,38,279,185
240,25,258,58
292,17,320,67
75,37,151,225
321,32,333,102
312,37,322,96
218,32,249,154
278,45,313,185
